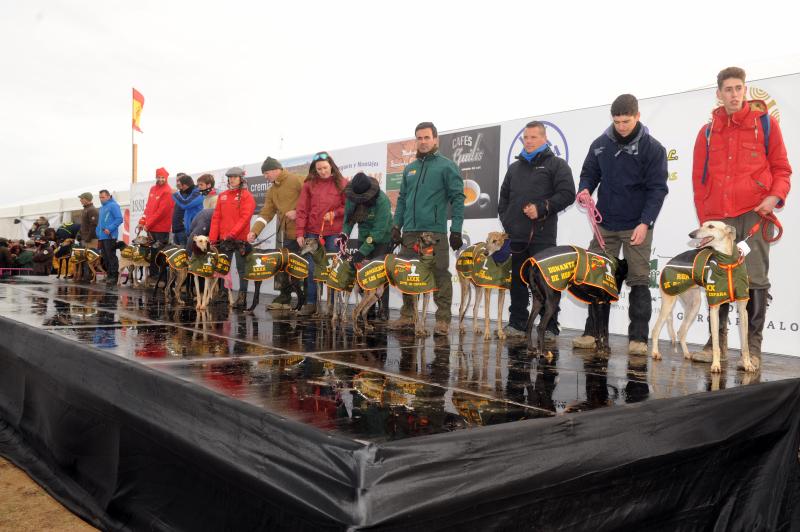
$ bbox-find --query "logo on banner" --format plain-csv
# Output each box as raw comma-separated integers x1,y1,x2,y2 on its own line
506,121,569,167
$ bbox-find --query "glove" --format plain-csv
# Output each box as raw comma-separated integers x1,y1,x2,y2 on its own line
350,251,365,264
391,226,402,245
449,232,463,251
335,232,348,247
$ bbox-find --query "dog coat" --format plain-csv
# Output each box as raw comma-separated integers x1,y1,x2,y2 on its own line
244,249,309,282
308,245,337,283
356,258,390,291
660,248,749,307
69,247,100,264
161,245,189,270
189,251,231,278
456,242,511,289
385,254,437,294
521,245,621,302
120,245,146,262
326,256,356,292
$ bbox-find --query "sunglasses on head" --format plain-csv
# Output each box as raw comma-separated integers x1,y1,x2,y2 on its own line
312,153,329,162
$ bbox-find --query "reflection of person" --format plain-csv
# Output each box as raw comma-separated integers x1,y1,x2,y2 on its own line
248,156,304,310
340,172,393,320
574,94,668,355
390,122,466,335
96,189,123,285
137,167,175,282
690,67,792,367
498,121,576,339
210,167,256,309
295,152,348,317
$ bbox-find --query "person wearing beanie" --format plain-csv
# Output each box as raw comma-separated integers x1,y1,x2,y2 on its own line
210,167,256,308
339,172,393,320
248,156,304,310
137,167,175,283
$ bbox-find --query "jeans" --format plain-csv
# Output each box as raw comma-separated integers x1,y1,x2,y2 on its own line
100,238,119,278
173,231,186,246
304,234,338,304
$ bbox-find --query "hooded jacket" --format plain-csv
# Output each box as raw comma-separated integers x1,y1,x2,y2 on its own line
295,176,347,237
209,186,256,242
140,181,175,233
393,151,465,234
343,189,393,257
498,146,576,244
251,170,303,240
96,197,123,240
578,123,669,231
692,100,792,222
173,186,205,233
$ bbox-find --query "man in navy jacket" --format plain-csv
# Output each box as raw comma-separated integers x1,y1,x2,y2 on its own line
574,94,669,355
96,189,123,285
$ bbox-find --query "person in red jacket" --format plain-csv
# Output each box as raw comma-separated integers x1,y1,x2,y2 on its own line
691,66,792,366
137,167,175,282
210,167,256,308
295,151,348,316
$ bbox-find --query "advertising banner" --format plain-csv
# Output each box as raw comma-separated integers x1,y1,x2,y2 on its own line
439,125,501,219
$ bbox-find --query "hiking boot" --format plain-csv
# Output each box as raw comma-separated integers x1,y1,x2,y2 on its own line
503,325,527,338
434,320,450,336
628,340,648,355
298,303,317,317
388,316,415,330
572,335,596,349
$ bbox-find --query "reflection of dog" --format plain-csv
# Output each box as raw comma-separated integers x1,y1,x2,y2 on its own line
190,235,234,310
650,221,755,373
457,231,510,340
524,246,627,354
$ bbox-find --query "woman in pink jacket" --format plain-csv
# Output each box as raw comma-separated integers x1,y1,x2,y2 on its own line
295,151,347,316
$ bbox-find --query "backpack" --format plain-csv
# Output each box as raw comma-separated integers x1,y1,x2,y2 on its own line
701,113,770,185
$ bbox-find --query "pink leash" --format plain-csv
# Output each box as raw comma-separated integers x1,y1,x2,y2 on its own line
576,191,606,252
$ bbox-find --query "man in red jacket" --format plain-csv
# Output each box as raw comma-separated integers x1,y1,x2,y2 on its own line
691,66,792,366
210,167,256,308
137,167,175,282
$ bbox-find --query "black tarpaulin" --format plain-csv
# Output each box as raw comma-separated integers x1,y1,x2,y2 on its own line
1,315,799,531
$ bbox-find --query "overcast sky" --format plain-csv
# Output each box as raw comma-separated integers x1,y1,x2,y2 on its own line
1,0,799,207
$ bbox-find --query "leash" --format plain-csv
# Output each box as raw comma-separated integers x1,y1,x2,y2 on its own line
576,190,606,252
745,212,782,243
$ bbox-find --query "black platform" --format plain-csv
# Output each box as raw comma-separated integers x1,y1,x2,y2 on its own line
1,277,799,530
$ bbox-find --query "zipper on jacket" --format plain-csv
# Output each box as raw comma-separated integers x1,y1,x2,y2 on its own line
411,156,429,227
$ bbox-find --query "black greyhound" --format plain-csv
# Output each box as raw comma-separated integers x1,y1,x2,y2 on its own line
217,238,305,312
525,246,628,354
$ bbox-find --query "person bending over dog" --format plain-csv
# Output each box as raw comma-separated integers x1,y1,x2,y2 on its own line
575,94,669,355
338,172,394,320
499,120,576,340
690,66,792,366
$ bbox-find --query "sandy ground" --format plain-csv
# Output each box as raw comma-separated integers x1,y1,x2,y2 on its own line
0,457,96,532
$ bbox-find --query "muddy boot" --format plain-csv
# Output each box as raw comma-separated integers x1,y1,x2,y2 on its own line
739,289,767,370
691,303,729,363
233,292,247,309
628,285,652,355
572,313,596,349
298,303,317,317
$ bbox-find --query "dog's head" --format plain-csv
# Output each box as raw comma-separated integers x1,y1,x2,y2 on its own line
479,231,509,259
218,238,250,256
133,233,154,247
299,238,319,256
193,235,210,253
689,221,736,254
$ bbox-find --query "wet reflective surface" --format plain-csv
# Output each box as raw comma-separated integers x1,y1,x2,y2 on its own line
3,277,800,442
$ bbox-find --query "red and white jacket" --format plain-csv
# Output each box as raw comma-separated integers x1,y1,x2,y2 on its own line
209,186,256,242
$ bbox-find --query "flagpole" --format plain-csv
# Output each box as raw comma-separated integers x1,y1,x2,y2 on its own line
132,88,138,184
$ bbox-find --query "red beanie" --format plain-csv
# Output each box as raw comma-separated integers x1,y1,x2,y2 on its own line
155,167,169,179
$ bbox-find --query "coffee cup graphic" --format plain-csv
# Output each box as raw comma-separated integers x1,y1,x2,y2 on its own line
464,179,490,208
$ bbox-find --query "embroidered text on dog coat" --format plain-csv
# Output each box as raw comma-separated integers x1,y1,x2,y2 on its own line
457,243,511,289
120,245,147,262
356,258,389,291
283,250,309,280
69,247,100,264
189,252,231,278
326,256,356,292
521,245,621,301
385,254,437,294
660,249,713,295
520,245,577,291
659,248,749,306
161,245,189,270
244,251,283,281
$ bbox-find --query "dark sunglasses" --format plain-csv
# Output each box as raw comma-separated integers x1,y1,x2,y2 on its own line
312,152,329,162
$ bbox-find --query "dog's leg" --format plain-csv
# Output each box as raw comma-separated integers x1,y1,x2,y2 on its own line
416,293,431,337
194,276,203,309
247,280,261,312
351,291,365,335
710,305,722,373
458,276,469,334
736,300,756,372
650,291,678,360
473,285,484,334
677,287,702,359
483,288,492,340
497,289,506,340
526,283,544,353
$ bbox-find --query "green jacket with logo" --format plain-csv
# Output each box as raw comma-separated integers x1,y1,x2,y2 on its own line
393,152,465,234
343,191,393,257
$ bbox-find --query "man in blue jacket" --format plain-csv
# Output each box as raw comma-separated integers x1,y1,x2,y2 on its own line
173,174,204,245
96,189,123,285
574,94,669,355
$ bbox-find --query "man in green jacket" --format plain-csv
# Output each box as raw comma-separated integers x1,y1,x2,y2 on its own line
339,172,393,319
390,121,466,335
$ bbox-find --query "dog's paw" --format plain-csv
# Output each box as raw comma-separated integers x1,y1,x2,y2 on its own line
364,323,374,332
473,326,481,335
497,330,506,340
710,362,722,373
740,359,757,373
651,351,662,360
483,330,491,340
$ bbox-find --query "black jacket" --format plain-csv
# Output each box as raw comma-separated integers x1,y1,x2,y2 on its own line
498,146,576,244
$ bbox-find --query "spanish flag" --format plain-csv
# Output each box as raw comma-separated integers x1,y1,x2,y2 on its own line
132,88,145,132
